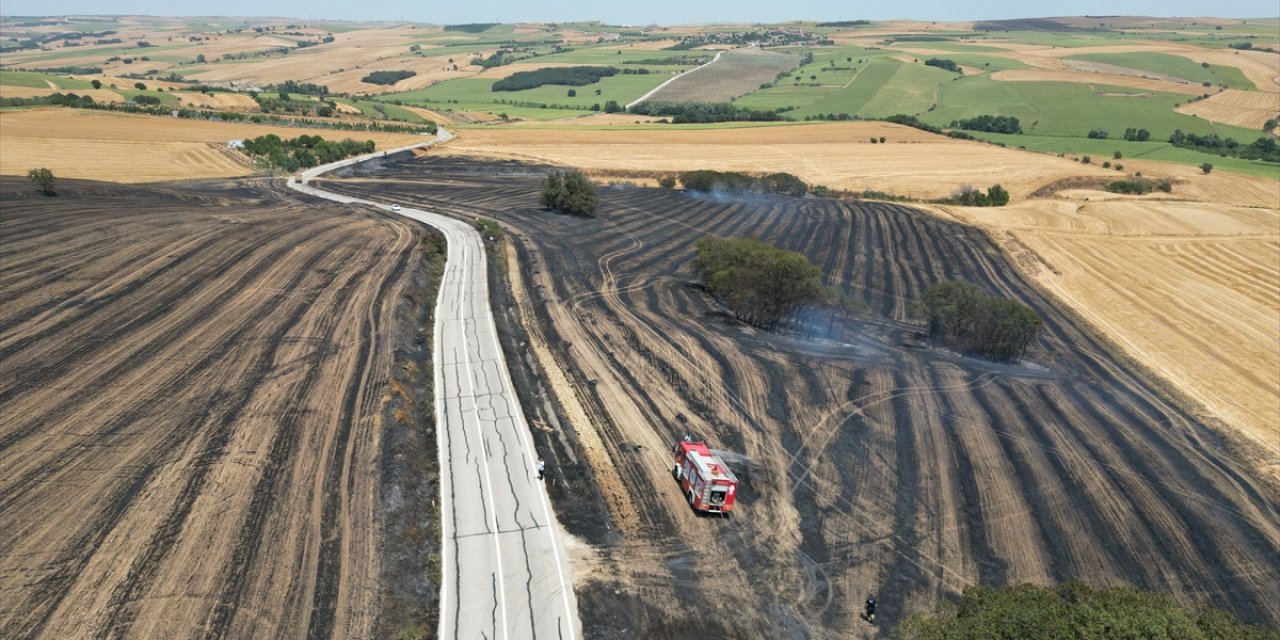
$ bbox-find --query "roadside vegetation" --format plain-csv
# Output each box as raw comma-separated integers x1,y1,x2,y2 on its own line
239,134,375,172
893,582,1277,640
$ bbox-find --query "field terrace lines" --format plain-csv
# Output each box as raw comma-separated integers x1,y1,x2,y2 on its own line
0,178,422,638
324,156,1280,636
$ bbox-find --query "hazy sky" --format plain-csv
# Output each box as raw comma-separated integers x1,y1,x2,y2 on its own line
2,1,1277,25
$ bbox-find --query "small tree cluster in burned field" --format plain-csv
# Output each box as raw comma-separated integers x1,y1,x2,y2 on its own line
678,170,808,196
539,169,598,216
694,236,827,331
918,280,1041,361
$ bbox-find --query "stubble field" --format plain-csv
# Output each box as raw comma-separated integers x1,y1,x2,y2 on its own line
323,156,1280,637
0,176,428,638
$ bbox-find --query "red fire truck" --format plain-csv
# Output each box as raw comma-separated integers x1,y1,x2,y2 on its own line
672,437,738,514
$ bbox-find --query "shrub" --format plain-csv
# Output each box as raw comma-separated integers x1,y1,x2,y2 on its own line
657,176,676,189
28,167,56,196
1087,129,1108,139
540,169,597,216
1200,162,1214,174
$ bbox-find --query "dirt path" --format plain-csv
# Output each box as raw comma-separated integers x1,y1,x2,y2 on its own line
325,157,1280,637
0,177,425,638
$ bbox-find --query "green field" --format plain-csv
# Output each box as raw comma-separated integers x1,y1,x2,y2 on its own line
333,98,429,123
378,70,674,114
943,54,1031,71
977,132,1280,179
1066,52,1257,89
921,77,1263,140
0,71,94,90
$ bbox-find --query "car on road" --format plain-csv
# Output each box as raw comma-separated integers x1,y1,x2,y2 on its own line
391,204,401,211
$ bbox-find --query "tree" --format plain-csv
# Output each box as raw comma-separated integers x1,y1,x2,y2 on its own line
694,236,828,331
540,169,598,216
567,89,576,97
604,100,621,113
917,280,1040,361
658,176,677,189
91,79,102,89
196,53,206,63
893,581,1274,640
28,168,56,195
1201,163,1214,174
134,82,146,90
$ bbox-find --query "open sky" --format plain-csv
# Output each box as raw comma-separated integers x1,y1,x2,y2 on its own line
1,1,1276,25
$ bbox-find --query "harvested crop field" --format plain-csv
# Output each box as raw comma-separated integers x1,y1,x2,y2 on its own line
440,121,1112,199
1175,89,1280,130
0,176,433,638
0,108,429,183
930,194,1280,475
324,156,1280,637
172,91,261,110
640,48,801,104
991,68,1204,95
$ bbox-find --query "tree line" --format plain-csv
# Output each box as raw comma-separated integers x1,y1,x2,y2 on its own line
1168,130,1279,163
677,170,808,197
924,58,961,73
694,236,828,331
951,114,1022,134
916,280,1041,362
627,101,785,123
492,66,618,91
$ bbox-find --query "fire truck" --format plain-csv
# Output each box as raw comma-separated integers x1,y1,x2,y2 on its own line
672,437,738,514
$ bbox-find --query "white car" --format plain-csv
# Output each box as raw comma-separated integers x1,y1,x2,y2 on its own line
391,204,402,211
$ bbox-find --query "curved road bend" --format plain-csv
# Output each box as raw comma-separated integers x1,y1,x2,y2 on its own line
288,133,581,640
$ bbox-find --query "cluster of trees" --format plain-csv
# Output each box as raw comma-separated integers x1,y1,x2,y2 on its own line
694,236,827,331
1087,129,1110,139
492,66,617,91
539,169,598,216
471,49,516,68
443,23,498,33
1106,178,1172,194
815,20,870,27
240,134,375,172
895,581,1274,640
952,114,1022,134
924,58,961,73
627,101,784,123
1123,127,1152,141
361,70,416,85
1168,130,1280,163
917,280,1041,361
677,170,809,197
264,80,330,96
946,184,1010,206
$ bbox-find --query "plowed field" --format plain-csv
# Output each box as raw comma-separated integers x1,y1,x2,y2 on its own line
324,157,1280,637
0,177,427,638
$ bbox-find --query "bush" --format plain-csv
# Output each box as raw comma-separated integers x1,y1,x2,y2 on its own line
924,58,960,73
28,167,56,196
895,581,1275,640
1087,129,1109,139
917,280,1040,361
1200,162,1214,174
947,184,1009,206
694,236,827,331
540,169,598,216
1123,127,1151,141
657,176,676,189
678,170,808,196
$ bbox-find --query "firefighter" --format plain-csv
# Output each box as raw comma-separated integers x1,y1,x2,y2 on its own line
536,459,545,480
865,596,877,623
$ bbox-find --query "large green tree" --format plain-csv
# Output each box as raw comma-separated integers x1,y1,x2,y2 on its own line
694,236,828,331
27,168,55,196
917,280,1040,361
539,169,598,216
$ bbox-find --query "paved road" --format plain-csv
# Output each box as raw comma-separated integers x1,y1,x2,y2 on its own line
288,134,580,640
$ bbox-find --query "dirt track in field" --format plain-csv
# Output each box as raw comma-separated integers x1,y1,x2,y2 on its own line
325,156,1280,638
0,177,432,638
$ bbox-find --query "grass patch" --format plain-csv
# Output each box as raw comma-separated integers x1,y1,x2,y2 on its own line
0,71,94,90
1067,51,1257,89
978,131,1280,178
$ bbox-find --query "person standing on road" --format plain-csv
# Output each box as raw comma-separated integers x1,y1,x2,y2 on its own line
537,459,545,480
865,596,877,623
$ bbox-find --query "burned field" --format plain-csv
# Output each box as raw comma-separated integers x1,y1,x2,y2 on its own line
326,157,1280,637
0,177,438,638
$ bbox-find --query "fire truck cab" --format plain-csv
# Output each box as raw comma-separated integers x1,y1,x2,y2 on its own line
672,437,738,514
